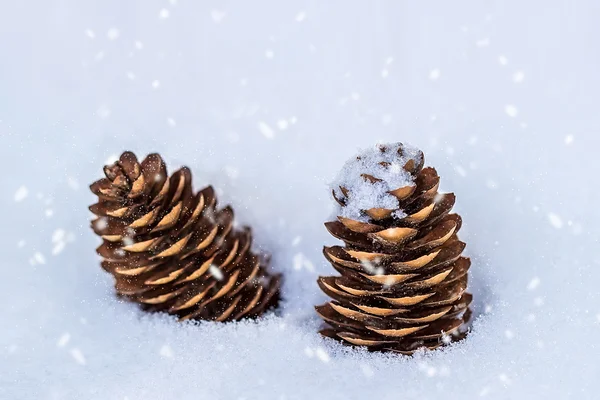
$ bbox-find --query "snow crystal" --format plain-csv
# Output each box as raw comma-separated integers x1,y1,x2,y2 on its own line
209,265,224,281
548,212,563,229
565,134,574,145
159,8,170,19
96,105,111,119
107,28,120,40
277,119,289,130
314,347,330,363
211,9,226,23
31,252,46,265
476,38,490,47
293,253,315,272
505,104,519,117
14,185,28,202
512,71,525,83
57,333,70,348
70,348,86,365
330,143,422,221
258,121,275,139
160,344,174,358
527,277,540,290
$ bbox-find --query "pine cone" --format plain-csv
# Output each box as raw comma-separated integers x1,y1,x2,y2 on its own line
89,151,281,322
316,143,472,354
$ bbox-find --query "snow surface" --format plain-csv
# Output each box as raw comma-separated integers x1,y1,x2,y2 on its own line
1,1,600,399
331,142,421,221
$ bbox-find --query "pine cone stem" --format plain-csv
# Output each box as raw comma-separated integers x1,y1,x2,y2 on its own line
316,143,472,354
90,151,281,322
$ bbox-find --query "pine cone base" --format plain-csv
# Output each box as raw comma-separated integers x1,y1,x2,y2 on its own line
316,143,472,354
90,152,281,322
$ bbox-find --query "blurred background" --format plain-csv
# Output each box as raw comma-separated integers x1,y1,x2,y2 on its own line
1,1,599,399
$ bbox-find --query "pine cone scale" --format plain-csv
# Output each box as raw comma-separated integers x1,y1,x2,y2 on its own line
90,151,280,322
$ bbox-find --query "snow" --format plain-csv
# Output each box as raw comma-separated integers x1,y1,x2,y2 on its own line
331,142,422,221
1,1,600,399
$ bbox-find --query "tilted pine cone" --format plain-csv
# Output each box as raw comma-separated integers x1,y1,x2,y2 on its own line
89,151,281,322
316,143,472,354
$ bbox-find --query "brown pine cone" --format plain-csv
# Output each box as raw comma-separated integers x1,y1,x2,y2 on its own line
316,143,472,354
89,151,281,322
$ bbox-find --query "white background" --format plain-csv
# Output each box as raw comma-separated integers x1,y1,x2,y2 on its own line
1,1,599,399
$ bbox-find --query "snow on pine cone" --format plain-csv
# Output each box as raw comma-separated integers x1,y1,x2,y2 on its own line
89,151,281,322
316,143,472,354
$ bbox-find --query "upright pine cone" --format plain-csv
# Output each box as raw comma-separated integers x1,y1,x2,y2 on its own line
316,143,472,354
89,151,281,322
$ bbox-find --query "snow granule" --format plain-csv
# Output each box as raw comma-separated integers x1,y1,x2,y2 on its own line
565,134,574,145
209,265,224,280
527,277,540,290
258,121,275,139
14,186,28,202
96,105,111,119
548,212,563,229
57,333,70,347
211,10,226,23
476,38,490,47
512,71,525,83
277,119,289,130
160,344,174,358
429,68,441,80
331,143,422,222
314,347,330,363
107,28,120,40
505,105,519,118
69,348,86,365
159,8,170,19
